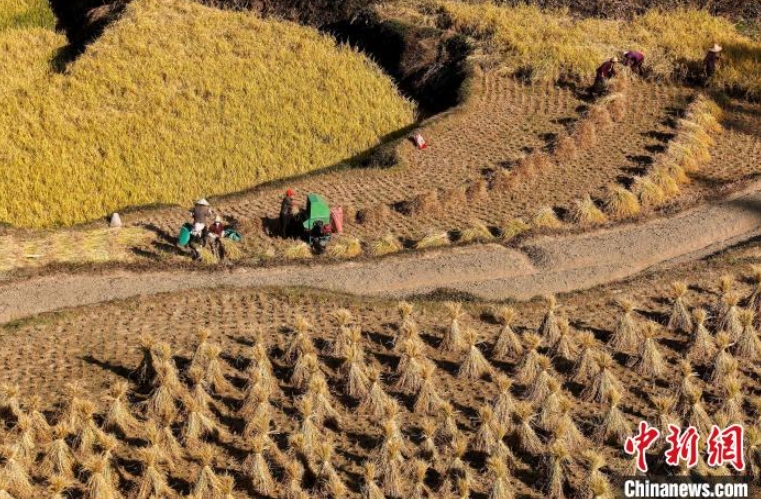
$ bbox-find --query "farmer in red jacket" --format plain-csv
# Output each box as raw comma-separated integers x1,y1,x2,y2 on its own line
592,56,619,95
206,215,226,259
623,50,645,75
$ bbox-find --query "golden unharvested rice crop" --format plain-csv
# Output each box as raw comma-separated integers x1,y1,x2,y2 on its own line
0,0,61,96
0,28,64,94
436,2,761,95
0,0,56,31
0,0,415,228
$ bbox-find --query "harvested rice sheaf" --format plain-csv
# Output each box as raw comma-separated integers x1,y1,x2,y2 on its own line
533,207,563,229
604,186,640,220
667,281,693,332
492,307,523,359
609,298,640,353
632,176,666,209
370,234,403,257
327,237,362,259
460,220,494,243
284,242,313,260
442,302,467,354
415,231,450,250
570,195,607,226
501,218,531,242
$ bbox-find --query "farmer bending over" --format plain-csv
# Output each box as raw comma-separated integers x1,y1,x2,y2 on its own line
189,198,213,260
704,43,722,80
206,215,226,260
592,57,619,95
623,50,645,75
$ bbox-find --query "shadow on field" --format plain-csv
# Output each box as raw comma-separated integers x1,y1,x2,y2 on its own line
207,122,419,207
81,354,132,379
727,196,761,219
49,45,80,73
134,223,189,260
326,10,471,117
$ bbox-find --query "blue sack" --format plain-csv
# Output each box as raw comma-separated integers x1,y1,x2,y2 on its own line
224,229,242,242
178,224,192,247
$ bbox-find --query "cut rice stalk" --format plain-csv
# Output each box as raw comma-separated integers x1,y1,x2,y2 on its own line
569,195,607,226
532,207,563,229
604,186,640,220
370,234,403,257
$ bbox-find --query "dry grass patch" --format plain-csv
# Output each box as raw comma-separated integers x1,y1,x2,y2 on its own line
0,0,414,227
465,179,489,202
407,190,440,216
441,184,468,208
589,106,613,129
649,166,681,197
221,240,244,261
0,227,152,272
357,204,392,225
576,121,598,148
554,135,577,161
602,93,628,122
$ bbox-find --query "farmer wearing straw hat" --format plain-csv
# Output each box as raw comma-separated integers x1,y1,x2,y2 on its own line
592,56,619,95
188,198,214,260
208,215,225,238
190,198,213,235
704,43,723,80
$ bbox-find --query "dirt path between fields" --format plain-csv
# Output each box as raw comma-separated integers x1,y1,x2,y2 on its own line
2,182,761,323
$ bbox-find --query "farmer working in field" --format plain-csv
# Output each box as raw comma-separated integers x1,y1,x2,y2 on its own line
280,189,296,238
622,50,645,75
191,198,214,233
206,215,226,259
188,198,214,260
592,56,619,95
704,43,722,80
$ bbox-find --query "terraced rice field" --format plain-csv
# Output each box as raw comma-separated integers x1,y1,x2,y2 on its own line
2,241,761,497
118,73,760,259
